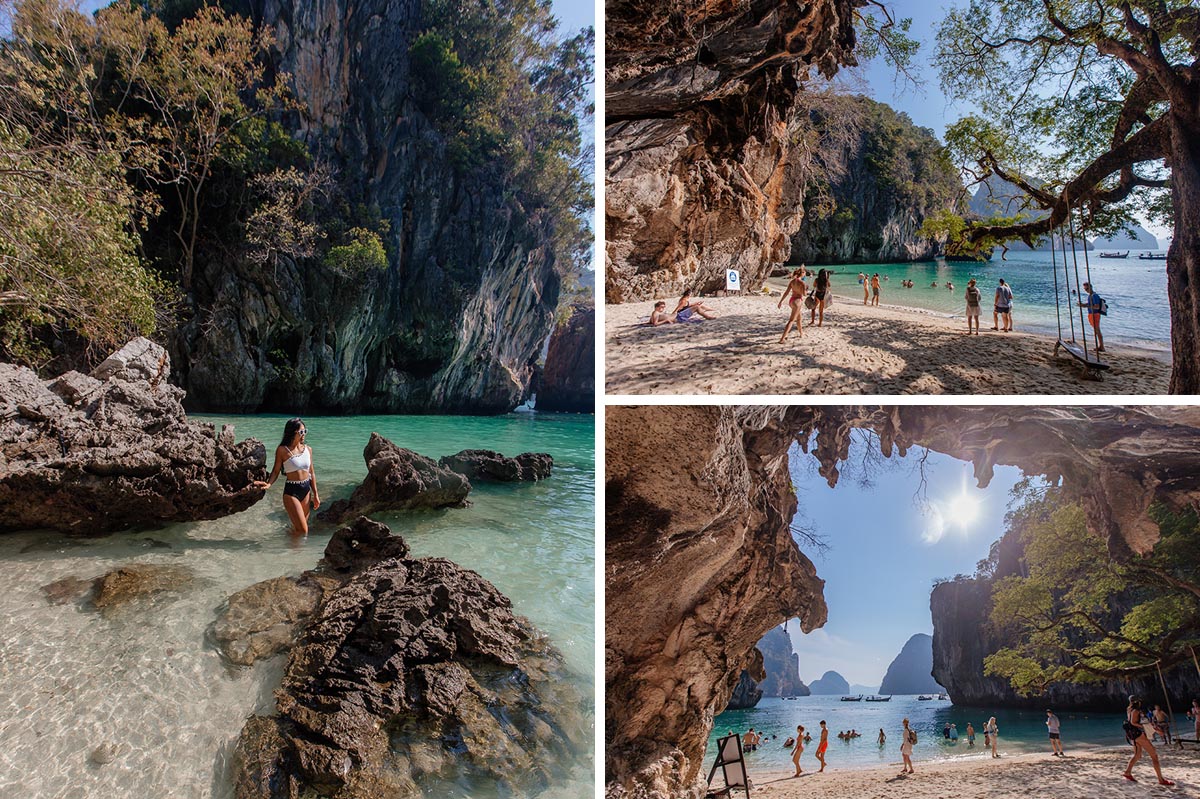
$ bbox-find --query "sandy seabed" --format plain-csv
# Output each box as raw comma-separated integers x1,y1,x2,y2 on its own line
605,292,1172,395
746,746,1200,799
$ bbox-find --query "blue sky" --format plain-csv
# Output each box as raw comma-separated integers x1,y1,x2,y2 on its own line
784,433,1023,688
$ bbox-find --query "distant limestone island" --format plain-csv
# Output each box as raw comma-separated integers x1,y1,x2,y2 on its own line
807,670,851,695
878,633,945,695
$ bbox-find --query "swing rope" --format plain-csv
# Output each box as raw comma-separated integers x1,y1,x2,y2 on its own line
1058,215,1077,345
1076,202,1102,361
1065,197,1092,358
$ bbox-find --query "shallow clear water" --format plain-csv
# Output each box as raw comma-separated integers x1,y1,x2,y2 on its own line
0,412,594,799
816,251,1171,349
708,696,1130,774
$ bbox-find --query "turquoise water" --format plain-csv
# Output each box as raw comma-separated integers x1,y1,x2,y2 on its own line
0,412,594,799
708,696,1130,773
812,251,1171,349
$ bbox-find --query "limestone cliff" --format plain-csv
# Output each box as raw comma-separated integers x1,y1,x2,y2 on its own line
605,0,860,303
606,405,1200,799
170,0,580,413
877,633,943,695
538,304,595,413
758,625,810,697
808,670,850,695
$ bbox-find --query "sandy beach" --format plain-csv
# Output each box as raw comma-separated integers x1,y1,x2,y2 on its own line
745,746,1199,798
605,292,1172,395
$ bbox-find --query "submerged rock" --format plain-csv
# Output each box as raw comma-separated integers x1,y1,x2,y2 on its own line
92,564,196,613
41,575,96,606
437,449,552,482
211,575,328,667
0,337,267,535
318,434,471,524
229,517,586,798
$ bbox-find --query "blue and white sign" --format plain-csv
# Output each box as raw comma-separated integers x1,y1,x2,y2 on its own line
726,269,740,291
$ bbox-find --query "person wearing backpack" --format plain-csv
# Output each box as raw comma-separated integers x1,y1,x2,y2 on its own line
964,279,982,334
1080,281,1106,352
899,718,916,775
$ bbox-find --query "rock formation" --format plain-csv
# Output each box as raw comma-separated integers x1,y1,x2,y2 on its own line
169,0,581,414
537,304,595,413
40,562,197,616
0,337,267,535
725,669,764,711
437,449,553,482
758,626,809,697
807,670,850,695
878,633,943,695
317,433,471,524
606,405,1200,798
229,517,587,798
605,0,860,302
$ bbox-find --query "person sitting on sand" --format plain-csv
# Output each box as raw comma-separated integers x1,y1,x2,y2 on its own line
810,268,830,327
878,728,886,745
965,278,982,335
966,722,975,747
993,279,1014,331
870,273,881,306
674,290,717,322
778,268,808,343
899,718,916,774
1079,281,1106,352
792,724,805,776
1125,697,1174,785
816,721,829,772
648,301,674,326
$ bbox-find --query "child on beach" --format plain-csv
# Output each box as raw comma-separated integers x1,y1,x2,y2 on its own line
965,279,981,334
966,722,975,747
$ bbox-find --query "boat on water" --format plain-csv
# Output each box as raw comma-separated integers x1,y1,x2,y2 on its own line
938,693,949,700
783,696,799,700
1139,252,1167,260
840,695,864,702
917,694,934,700
1098,250,1129,258
865,695,891,702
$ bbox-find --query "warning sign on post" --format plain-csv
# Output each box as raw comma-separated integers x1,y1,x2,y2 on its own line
726,269,740,292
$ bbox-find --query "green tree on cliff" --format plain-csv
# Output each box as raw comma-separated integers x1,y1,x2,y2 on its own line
933,0,1200,393
985,490,1200,695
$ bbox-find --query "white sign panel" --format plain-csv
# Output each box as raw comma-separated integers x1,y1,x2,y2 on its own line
725,269,740,291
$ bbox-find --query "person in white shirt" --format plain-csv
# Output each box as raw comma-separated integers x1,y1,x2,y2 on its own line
1046,709,1064,756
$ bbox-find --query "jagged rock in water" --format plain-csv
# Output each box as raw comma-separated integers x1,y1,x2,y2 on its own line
538,304,595,413
0,338,266,534
92,564,196,614
438,449,552,482
605,0,860,303
878,634,943,695
605,405,1200,798
170,0,571,414
211,575,329,667
757,626,809,697
317,434,471,524
807,670,850,695
231,517,586,798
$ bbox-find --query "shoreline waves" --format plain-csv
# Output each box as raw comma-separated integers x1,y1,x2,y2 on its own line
605,294,1171,395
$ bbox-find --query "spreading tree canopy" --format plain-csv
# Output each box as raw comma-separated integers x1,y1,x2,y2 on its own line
933,0,1200,391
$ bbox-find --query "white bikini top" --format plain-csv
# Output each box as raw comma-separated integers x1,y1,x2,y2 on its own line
283,445,311,473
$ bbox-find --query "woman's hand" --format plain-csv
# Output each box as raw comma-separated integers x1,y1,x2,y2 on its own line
253,480,269,489
312,495,321,510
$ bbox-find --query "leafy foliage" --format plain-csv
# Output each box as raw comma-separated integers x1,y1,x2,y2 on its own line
324,227,389,275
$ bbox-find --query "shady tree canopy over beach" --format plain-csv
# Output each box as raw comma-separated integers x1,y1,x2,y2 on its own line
931,0,1199,393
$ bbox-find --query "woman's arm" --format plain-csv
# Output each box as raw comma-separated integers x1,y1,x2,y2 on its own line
778,286,791,308
254,447,285,489
308,448,320,508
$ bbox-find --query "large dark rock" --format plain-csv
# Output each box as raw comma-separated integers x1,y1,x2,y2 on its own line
538,304,594,413
168,0,577,414
757,626,809,697
230,518,586,798
318,434,471,524
878,634,943,695
438,449,552,482
0,337,267,535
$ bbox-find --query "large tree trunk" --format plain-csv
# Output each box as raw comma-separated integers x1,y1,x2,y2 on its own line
1167,97,1200,394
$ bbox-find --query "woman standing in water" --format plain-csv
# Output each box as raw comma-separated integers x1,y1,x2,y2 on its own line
254,418,321,535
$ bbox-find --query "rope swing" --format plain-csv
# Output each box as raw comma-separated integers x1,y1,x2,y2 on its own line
1051,192,1109,374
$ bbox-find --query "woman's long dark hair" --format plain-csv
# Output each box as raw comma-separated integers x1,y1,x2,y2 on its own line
280,418,305,448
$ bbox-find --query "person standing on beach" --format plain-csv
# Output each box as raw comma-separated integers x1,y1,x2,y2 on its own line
1046,709,1064,756
778,268,808,343
966,722,976,747
986,717,999,757
899,718,915,775
870,273,881,306
993,279,1013,331
810,269,830,327
816,721,829,772
1078,281,1106,352
1189,699,1200,740
965,279,982,334
1125,697,1174,785
792,724,805,776
859,272,869,305
1152,704,1171,744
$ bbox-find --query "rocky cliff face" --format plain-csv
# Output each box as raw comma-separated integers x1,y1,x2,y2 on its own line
789,98,962,264
538,304,595,413
170,0,571,413
878,633,943,695
726,647,766,710
758,626,809,697
606,405,1200,798
605,0,860,303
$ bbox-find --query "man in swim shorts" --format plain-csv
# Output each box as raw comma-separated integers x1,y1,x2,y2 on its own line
817,720,829,772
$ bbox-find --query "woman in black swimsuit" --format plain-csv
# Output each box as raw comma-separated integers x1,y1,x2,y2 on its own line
254,417,321,535
810,268,829,327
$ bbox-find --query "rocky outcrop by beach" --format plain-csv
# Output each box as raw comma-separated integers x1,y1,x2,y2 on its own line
317,433,471,524
606,406,1200,798
605,0,860,303
878,633,943,695
437,449,553,482
228,517,586,799
537,304,595,413
758,625,810,697
0,338,266,535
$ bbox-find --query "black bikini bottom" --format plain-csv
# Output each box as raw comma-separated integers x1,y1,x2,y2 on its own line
284,479,311,501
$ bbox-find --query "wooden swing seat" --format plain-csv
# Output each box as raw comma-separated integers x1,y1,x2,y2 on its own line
1055,340,1109,372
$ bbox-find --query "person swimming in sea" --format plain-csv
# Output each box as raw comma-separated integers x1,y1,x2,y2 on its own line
254,417,321,535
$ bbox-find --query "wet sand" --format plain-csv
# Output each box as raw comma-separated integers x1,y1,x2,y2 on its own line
605,293,1172,395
